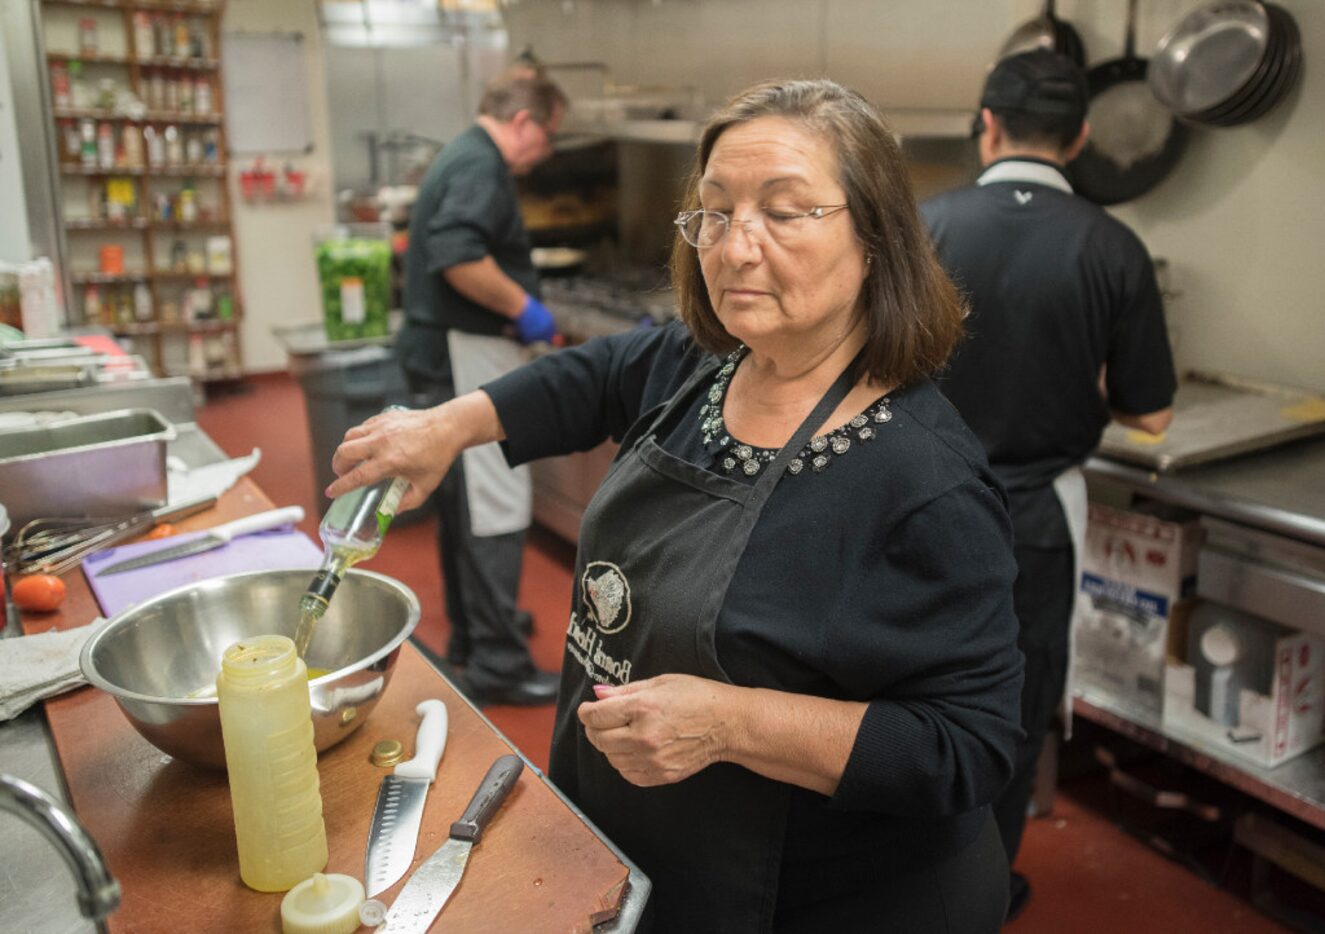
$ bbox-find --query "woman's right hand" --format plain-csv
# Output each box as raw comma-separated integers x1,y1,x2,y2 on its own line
325,392,503,510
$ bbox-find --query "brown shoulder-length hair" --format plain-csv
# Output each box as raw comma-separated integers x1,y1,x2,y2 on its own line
670,79,965,387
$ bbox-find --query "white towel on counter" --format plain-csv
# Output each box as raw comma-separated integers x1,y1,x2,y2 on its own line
0,618,107,721
167,447,261,505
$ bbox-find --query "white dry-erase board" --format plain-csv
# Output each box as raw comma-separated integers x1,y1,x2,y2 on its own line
222,32,314,154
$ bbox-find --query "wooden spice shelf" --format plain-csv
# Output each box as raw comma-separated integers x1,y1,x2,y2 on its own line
65,217,148,230
60,163,224,176
70,271,148,284
107,318,238,335
43,0,244,384
52,108,223,125
152,269,232,281
46,51,132,65
42,1,220,12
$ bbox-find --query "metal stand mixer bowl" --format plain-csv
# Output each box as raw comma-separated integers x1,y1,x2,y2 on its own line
80,568,420,769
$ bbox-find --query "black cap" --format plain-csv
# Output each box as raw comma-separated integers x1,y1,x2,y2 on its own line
980,49,1088,119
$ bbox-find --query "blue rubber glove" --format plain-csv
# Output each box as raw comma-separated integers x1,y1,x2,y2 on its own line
514,294,557,345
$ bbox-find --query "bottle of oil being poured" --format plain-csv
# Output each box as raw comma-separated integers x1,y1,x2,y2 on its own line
294,472,409,657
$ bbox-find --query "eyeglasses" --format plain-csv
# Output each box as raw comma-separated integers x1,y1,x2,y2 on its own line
674,205,849,249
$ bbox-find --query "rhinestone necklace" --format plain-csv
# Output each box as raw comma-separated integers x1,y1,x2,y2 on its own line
698,347,892,477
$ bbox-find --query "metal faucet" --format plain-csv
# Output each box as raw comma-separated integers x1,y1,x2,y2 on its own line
0,774,121,921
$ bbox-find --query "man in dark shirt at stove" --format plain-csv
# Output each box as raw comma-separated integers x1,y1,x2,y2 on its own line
922,50,1177,919
398,68,567,706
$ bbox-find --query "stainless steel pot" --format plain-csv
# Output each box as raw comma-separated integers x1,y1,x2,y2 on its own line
79,568,420,769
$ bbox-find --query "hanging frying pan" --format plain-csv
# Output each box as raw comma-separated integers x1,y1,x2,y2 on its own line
1148,1,1271,119
1068,0,1186,205
998,0,1087,67
1204,3,1300,126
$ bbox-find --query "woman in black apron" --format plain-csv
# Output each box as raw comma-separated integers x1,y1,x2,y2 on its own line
331,79,1024,932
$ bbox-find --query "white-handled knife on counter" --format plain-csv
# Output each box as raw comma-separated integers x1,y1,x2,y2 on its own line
377,753,524,933
94,506,305,575
365,699,449,898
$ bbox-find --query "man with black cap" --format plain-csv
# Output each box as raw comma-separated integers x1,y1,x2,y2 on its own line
922,49,1177,920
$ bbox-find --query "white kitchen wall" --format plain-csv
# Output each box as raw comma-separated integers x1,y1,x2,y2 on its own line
501,0,1324,392
0,30,32,263
222,0,335,373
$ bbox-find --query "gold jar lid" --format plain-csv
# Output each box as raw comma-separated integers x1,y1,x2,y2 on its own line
370,739,404,768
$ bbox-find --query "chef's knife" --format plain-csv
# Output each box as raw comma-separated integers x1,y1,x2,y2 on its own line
379,753,524,933
94,506,305,575
365,699,450,898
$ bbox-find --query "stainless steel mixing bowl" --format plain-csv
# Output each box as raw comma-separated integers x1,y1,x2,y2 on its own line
80,568,420,769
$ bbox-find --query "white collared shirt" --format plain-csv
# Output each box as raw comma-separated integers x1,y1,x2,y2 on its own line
977,159,1073,194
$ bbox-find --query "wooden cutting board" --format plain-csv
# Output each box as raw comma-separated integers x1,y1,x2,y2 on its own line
29,480,631,933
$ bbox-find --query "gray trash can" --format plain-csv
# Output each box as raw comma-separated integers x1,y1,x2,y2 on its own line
274,321,425,524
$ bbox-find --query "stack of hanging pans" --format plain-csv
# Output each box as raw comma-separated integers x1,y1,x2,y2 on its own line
1148,0,1302,127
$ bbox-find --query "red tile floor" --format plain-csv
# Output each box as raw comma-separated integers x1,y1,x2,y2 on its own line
199,373,1294,932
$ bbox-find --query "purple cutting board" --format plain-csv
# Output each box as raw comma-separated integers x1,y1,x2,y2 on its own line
83,529,324,617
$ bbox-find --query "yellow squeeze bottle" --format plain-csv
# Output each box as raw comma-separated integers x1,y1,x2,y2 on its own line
216,635,329,892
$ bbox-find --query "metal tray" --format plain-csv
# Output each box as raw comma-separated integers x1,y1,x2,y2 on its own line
1097,370,1325,472
0,408,176,528
0,363,92,396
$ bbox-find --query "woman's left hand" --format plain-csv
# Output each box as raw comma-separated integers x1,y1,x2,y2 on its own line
578,674,733,787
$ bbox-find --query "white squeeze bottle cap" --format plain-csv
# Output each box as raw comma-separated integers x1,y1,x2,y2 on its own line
280,873,365,934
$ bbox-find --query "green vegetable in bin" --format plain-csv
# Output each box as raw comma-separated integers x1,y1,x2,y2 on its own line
316,237,391,342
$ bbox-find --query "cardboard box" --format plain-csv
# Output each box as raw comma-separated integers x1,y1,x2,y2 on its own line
1164,603,1324,768
1072,502,1203,719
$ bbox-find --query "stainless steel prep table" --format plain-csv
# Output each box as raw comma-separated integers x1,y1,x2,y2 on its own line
1081,437,1325,831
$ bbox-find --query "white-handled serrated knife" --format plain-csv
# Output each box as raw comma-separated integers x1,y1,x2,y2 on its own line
379,753,524,933
94,506,305,575
365,699,449,898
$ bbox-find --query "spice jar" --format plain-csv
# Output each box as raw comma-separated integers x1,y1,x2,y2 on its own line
78,18,98,56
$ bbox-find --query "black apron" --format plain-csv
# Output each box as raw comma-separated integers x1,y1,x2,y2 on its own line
548,352,859,932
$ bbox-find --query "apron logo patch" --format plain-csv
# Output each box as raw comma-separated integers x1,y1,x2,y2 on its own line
582,561,632,634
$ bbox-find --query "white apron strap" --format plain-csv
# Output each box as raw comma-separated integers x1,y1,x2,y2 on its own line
1051,466,1089,739
446,330,533,538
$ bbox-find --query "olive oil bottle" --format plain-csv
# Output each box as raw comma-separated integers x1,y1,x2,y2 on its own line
294,473,409,657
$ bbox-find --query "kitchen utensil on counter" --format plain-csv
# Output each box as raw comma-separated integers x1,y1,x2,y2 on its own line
997,0,1086,66
365,699,449,898
1069,0,1187,205
377,754,524,933
0,501,13,638
85,526,322,618
79,568,420,769
0,409,176,529
1148,1,1301,127
93,506,304,575
1095,369,1325,471
6,495,216,577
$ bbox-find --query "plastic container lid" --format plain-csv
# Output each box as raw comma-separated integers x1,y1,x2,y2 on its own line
280,873,365,934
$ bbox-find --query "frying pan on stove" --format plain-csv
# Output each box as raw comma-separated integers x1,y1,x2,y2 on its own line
1069,0,1186,205
998,0,1087,66
531,247,588,278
